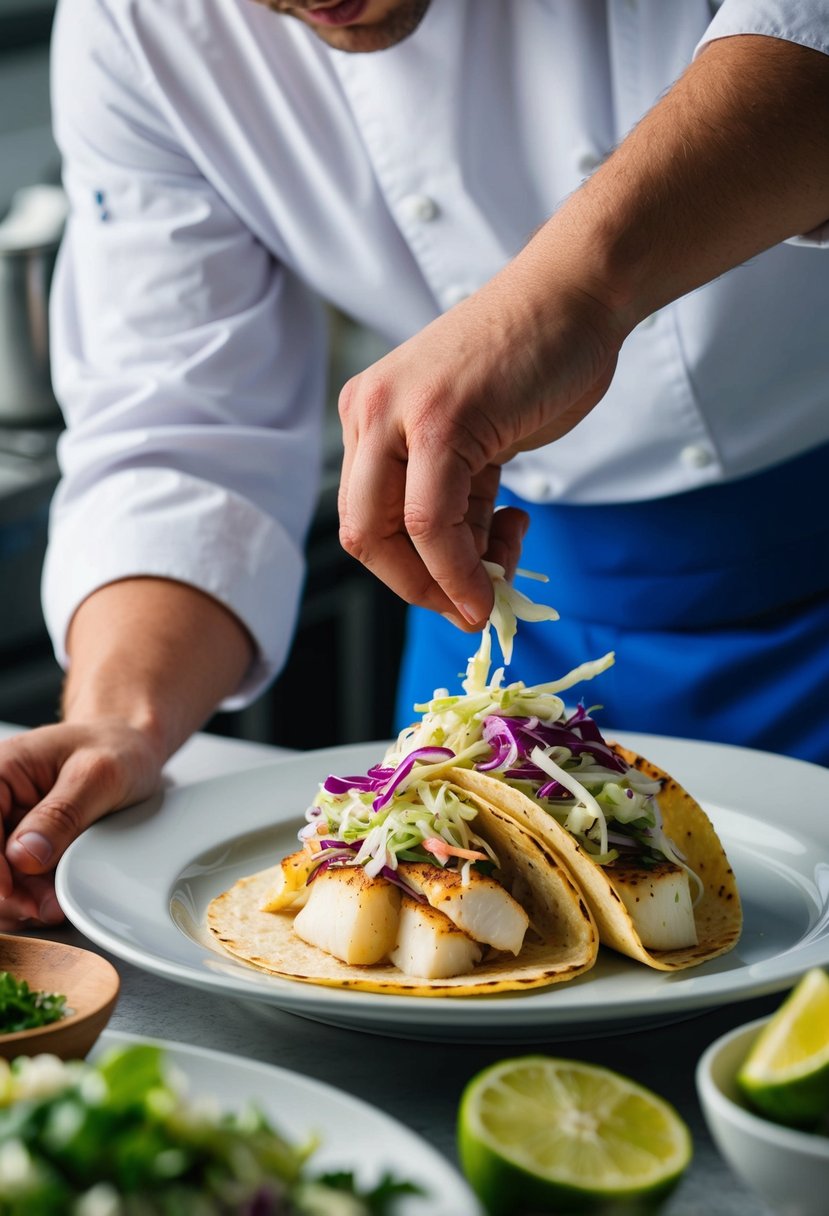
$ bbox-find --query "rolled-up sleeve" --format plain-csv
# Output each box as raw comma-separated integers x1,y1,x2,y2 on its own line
696,0,829,247
44,0,328,706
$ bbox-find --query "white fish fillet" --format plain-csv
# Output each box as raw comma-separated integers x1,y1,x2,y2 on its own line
610,859,698,950
398,862,528,955
292,865,401,965
390,897,483,979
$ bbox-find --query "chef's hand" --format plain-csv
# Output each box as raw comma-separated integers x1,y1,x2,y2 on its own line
338,35,829,629
0,579,255,930
0,720,164,930
337,262,624,628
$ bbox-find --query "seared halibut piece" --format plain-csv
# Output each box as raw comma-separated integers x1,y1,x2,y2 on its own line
260,849,318,912
292,865,402,965
609,858,698,951
390,897,483,979
398,862,528,955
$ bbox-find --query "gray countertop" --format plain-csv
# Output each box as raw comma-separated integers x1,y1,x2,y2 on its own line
4,724,776,1215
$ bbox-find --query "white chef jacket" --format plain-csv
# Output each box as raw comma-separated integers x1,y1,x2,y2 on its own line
45,0,829,704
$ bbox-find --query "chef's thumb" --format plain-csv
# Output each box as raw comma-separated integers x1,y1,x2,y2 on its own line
6,767,115,875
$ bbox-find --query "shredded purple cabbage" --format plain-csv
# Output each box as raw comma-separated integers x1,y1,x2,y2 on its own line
320,709,627,823
475,705,625,797
304,843,357,884
311,708,632,877
371,747,454,811
321,748,453,812
378,864,428,902
321,767,393,795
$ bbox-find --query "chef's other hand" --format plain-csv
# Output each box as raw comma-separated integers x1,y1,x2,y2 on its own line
337,250,624,630
0,720,164,929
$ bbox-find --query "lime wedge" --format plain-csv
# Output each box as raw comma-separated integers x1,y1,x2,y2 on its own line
737,968,829,1127
457,1055,692,1215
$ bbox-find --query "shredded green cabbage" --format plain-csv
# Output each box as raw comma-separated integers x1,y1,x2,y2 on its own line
384,564,700,894
311,776,498,877
484,559,560,666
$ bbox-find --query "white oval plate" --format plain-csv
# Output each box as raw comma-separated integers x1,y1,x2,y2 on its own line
89,1029,480,1215
58,733,829,1042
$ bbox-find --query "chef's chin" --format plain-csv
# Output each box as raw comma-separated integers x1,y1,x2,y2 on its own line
257,0,432,53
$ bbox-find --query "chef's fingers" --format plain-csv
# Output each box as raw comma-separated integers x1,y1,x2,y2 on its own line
24,873,64,923
0,848,12,902
337,410,354,530
0,873,63,929
0,874,42,925
5,749,126,876
0,907,38,932
402,437,496,626
0,765,38,899
337,376,429,606
338,360,480,627
464,466,501,559
484,506,531,582
339,437,470,626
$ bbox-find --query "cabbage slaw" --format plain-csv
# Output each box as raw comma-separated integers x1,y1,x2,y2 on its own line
301,747,499,894
300,564,701,901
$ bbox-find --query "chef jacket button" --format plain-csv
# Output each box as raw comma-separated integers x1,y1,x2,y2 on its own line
680,443,715,470
400,193,439,223
444,285,472,308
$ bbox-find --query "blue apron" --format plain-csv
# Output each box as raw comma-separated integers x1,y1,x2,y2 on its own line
395,443,829,767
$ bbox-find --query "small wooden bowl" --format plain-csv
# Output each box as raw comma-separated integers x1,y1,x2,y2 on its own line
0,933,120,1061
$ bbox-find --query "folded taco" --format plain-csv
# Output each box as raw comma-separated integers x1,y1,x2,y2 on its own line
387,568,742,971
207,747,598,996
448,742,741,971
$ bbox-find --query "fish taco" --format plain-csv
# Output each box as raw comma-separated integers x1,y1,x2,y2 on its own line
389,565,742,971
448,746,741,971
207,751,599,996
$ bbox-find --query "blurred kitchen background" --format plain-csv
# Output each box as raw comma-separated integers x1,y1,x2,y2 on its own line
0,0,407,750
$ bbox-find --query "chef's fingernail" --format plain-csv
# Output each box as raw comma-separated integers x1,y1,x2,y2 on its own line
39,895,63,923
10,832,53,867
459,603,482,625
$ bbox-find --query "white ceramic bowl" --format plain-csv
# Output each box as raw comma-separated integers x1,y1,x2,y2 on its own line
697,1016,829,1216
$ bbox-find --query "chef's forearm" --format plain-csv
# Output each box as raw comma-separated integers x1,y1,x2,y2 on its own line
529,33,829,333
62,578,255,764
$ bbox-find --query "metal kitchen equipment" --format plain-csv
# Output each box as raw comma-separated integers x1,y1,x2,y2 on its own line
0,422,63,725
0,186,66,723
0,184,67,425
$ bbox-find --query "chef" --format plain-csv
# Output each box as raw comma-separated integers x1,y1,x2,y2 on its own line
0,0,827,929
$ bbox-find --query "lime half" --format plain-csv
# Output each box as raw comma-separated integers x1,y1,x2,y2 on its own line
457,1055,692,1215
737,967,829,1127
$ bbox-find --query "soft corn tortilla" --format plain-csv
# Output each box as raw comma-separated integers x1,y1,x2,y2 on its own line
207,797,598,996
448,746,742,971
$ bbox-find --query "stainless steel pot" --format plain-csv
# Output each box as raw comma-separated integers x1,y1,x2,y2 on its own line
0,241,62,424
0,185,67,426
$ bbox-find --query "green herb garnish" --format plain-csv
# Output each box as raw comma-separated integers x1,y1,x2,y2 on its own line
0,1044,421,1214
312,1170,424,1214
0,971,67,1033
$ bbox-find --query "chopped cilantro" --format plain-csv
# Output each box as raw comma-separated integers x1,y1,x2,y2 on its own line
0,971,67,1033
